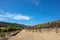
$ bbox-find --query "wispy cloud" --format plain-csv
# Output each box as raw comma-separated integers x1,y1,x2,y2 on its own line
0,10,4,13
32,0,40,6
0,10,31,21
24,0,40,6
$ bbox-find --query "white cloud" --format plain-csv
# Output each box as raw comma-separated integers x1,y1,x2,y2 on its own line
13,15,30,20
0,15,3,17
32,0,40,6
0,11,31,21
0,18,5,21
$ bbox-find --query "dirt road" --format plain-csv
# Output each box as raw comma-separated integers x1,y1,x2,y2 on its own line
9,29,60,40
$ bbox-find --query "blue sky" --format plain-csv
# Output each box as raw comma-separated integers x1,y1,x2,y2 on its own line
0,0,60,26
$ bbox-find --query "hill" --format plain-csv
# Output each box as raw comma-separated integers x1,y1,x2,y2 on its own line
34,20,60,28
0,21,27,32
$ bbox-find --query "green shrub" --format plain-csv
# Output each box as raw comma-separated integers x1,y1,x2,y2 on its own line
0,28,5,37
0,33,5,37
